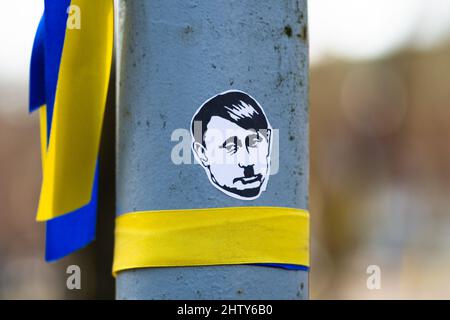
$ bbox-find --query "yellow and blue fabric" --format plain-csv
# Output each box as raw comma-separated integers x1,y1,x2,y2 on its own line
113,207,309,275
29,0,113,261
29,1,309,273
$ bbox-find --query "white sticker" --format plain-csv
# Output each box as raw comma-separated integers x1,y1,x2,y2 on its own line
191,90,273,200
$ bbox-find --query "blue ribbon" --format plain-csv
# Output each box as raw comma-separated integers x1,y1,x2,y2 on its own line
29,1,98,261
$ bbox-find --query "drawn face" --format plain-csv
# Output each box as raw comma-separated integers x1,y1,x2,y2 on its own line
193,116,271,200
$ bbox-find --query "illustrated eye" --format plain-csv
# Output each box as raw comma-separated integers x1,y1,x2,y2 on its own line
224,143,236,153
222,137,240,154
247,133,262,148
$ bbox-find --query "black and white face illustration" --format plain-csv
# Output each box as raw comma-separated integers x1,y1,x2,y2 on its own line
191,90,272,200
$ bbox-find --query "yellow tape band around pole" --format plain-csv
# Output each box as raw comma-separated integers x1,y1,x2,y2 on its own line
113,207,309,276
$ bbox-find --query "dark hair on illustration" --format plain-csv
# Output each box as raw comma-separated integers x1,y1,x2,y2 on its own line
191,91,270,146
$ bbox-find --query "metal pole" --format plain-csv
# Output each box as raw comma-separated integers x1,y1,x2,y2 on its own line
116,0,309,299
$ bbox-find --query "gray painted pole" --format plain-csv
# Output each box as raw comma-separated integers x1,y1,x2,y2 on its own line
116,0,309,300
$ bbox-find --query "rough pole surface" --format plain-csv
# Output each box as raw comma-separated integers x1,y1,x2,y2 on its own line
116,0,309,300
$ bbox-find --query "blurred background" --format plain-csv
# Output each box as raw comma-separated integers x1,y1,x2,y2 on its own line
1,0,450,299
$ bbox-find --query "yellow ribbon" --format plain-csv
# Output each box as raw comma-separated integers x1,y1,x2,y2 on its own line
113,207,309,276
37,0,113,221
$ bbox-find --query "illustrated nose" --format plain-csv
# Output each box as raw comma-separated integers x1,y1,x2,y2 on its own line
237,147,255,172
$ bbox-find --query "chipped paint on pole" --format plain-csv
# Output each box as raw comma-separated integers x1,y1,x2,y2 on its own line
115,0,309,299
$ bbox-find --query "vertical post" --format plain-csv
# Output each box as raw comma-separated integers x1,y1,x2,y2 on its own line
116,0,309,299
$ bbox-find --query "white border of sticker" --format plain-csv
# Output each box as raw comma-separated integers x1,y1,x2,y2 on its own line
190,89,273,201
